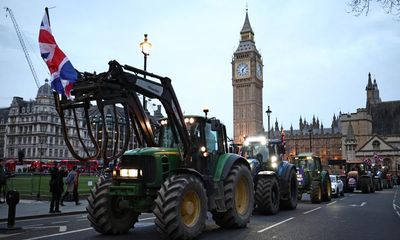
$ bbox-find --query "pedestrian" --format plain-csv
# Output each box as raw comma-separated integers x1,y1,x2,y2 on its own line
61,166,78,206
73,168,81,205
397,174,400,185
0,159,6,203
49,164,65,213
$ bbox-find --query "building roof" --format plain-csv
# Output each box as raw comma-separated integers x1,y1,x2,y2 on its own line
240,10,254,35
36,79,52,98
0,108,10,123
235,10,259,54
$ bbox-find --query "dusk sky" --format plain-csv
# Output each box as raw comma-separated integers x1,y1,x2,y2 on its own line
1,0,399,137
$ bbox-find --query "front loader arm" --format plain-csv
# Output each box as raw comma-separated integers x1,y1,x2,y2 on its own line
54,60,191,163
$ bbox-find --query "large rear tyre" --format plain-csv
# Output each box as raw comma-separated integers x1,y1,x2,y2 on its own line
255,176,280,215
311,181,322,203
361,177,371,193
322,175,332,202
87,178,138,234
154,174,207,240
297,189,303,201
280,169,298,210
212,164,254,228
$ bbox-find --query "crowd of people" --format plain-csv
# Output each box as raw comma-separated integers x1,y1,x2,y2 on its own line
49,164,81,213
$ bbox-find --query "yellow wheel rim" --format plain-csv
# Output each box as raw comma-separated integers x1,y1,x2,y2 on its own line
318,185,322,200
180,190,201,227
235,176,249,215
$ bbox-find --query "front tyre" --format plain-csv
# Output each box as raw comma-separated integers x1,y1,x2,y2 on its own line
212,164,254,228
280,169,298,210
255,176,280,214
311,181,322,203
322,175,332,202
86,178,138,234
154,174,207,240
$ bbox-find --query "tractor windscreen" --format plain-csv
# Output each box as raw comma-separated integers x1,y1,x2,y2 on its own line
295,159,315,170
159,119,201,149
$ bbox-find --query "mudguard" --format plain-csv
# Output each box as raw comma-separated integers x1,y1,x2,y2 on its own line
321,171,330,183
214,153,250,182
246,158,261,179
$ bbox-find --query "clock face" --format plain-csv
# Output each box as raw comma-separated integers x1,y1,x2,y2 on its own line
236,63,249,77
256,63,262,78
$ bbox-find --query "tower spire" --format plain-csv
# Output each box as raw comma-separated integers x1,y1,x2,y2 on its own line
240,8,254,38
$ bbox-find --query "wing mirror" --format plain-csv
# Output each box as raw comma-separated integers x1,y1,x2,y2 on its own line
211,119,221,131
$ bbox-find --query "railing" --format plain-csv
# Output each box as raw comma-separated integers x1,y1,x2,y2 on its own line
6,173,99,199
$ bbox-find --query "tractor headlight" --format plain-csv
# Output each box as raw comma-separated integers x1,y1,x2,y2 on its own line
119,168,141,178
271,162,278,169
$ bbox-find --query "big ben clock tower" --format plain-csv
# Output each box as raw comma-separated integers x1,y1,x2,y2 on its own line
232,9,263,144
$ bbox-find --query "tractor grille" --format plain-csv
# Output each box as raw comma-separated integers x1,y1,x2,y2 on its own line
120,155,156,182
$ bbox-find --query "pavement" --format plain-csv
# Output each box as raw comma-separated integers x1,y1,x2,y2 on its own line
0,198,87,222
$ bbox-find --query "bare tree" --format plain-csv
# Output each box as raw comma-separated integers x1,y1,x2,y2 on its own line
348,0,400,17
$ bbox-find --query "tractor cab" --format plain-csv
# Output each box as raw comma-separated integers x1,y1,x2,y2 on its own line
241,136,283,171
158,115,229,174
292,153,322,175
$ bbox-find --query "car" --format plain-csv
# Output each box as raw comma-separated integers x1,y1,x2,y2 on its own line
330,175,344,197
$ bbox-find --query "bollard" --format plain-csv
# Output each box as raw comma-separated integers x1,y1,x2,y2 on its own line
6,190,20,228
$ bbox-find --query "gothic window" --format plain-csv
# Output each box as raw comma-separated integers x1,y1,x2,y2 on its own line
372,140,380,150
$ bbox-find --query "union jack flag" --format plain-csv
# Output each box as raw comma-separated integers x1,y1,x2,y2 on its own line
281,128,286,154
373,152,383,163
363,157,371,166
39,10,77,99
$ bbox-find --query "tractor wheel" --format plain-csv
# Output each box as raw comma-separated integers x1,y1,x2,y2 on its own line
311,181,322,203
280,169,298,210
255,176,280,214
154,174,207,240
297,189,303,201
87,178,138,234
212,164,254,228
322,175,332,202
361,177,371,193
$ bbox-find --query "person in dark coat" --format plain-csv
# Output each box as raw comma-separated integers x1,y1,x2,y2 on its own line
49,164,66,213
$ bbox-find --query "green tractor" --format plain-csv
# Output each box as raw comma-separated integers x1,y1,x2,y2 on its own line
54,61,254,240
292,153,331,203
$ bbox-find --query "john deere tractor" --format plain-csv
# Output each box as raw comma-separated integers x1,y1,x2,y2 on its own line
240,136,298,214
292,153,331,203
54,60,254,239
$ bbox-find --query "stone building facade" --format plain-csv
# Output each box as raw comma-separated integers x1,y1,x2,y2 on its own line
0,80,91,163
340,73,400,175
271,115,342,166
232,10,264,144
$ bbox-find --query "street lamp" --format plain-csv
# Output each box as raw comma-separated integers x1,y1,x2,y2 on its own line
266,106,272,139
139,33,152,111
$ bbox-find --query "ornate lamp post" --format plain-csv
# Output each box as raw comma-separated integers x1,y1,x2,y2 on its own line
139,34,152,110
266,106,272,138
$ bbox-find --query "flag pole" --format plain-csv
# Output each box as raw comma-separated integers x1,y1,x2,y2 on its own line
45,7,50,26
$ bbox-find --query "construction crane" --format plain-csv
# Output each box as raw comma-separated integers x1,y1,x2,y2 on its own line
5,7,41,88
